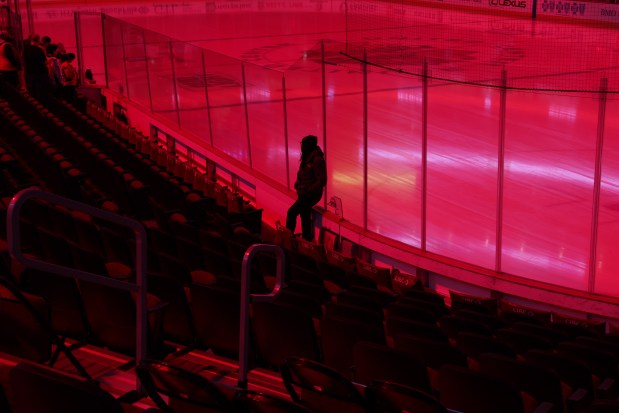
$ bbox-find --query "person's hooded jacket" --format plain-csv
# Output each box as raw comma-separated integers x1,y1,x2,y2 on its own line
295,135,326,196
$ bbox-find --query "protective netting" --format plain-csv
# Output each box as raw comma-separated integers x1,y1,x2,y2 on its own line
345,0,619,92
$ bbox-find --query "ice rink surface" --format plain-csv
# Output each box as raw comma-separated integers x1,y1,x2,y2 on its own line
26,0,619,296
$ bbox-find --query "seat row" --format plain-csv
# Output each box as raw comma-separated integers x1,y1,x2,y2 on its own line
0,81,262,240
70,97,263,234
0,358,327,413
1,80,618,412
279,355,619,413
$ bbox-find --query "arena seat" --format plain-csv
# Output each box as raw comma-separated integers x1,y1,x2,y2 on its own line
281,357,367,413
10,361,158,413
352,341,432,394
135,359,235,412
439,364,543,413
365,380,448,413
252,301,321,368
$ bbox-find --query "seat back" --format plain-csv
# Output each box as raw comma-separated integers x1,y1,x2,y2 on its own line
0,277,51,362
495,328,554,355
479,353,563,413
439,365,524,413
387,320,449,343
148,273,195,345
555,342,618,380
9,362,124,413
252,301,320,368
398,296,449,319
37,227,74,267
190,284,240,358
584,400,619,413
525,349,594,396
392,336,467,371
386,302,437,325
508,322,569,346
455,332,516,361
236,390,313,413
449,291,498,315
324,301,382,326
0,365,11,413
281,357,366,413
135,360,234,412
20,268,89,340
79,281,165,358
452,309,504,331
352,342,432,394
275,290,323,319
365,380,448,413
439,314,493,339
320,314,386,378
575,336,619,358
79,280,137,354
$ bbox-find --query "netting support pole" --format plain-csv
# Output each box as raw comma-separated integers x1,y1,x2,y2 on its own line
344,0,348,51
143,30,153,112
421,59,428,251
102,14,109,89
532,0,538,19
321,40,328,209
588,77,608,294
283,75,291,190
25,0,33,36
74,13,83,85
241,64,252,168
120,20,130,100
363,49,368,231
495,69,508,272
168,40,181,127
201,49,214,147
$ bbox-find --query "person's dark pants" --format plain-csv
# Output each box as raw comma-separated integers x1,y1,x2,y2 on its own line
26,74,50,104
0,71,19,88
286,191,322,241
59,85,76,102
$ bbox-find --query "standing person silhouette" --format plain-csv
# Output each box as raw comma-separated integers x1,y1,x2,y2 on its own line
286,135,327,241
0,32,21,88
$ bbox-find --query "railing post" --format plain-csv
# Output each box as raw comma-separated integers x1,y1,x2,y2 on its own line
134,218,148,383
421,59,428,251
168,39,181,127
589,77,608,293
321,40,328,208
363,49,368,231
143,30,154,112
201,49,214,147
102,14,109,89
25,0,33,37
283,75,291,190
238,244,285,388
242,64,252,168
496,69,508,272
120,20,130,98
74,12,84,85
6,188,148,392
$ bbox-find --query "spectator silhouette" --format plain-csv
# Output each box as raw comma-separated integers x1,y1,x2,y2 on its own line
286,135,327,241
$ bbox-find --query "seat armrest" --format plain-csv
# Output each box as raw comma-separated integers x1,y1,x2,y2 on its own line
146,301,168,314
597,378,616,399
532,402,554,413
566,388,590,413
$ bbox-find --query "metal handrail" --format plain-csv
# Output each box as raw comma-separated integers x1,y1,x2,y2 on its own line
238,244,286,388
6,187,148,391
